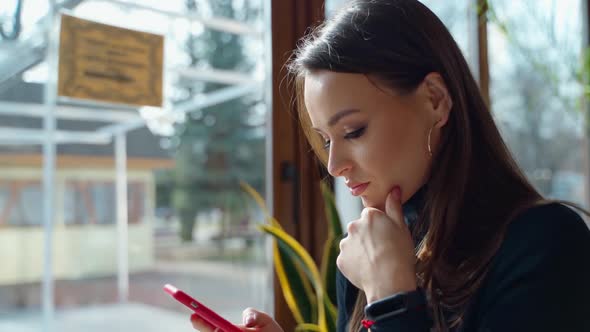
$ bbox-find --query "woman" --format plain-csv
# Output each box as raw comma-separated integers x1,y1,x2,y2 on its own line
191,0,590,331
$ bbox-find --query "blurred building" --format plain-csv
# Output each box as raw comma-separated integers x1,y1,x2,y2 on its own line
0,80,173,285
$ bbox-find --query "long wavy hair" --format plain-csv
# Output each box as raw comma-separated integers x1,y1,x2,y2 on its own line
287,0,588,330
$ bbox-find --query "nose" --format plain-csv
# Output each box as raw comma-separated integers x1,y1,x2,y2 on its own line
327,144,352,177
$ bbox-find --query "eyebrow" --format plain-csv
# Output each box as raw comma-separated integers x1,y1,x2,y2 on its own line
327,109,361,127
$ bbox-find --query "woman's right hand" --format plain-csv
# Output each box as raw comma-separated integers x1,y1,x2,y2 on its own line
190,308,284,332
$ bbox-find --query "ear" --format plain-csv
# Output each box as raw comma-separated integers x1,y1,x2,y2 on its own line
423,72,452,129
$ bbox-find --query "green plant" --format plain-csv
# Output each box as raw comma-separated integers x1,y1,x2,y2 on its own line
241,181,344,332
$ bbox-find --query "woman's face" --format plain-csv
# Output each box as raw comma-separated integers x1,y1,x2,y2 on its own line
304,71,443,210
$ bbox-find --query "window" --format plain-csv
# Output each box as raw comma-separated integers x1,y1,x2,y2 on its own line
488,0,586,206
0,181,43,226
64,180,147,225
0,1,271,331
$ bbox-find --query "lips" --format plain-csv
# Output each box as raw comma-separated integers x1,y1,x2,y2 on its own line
347,182,370,196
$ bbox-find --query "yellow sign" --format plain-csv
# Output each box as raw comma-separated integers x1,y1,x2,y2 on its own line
58,14,164,107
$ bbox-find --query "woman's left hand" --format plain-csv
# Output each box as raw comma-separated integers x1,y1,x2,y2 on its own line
336,187,417,303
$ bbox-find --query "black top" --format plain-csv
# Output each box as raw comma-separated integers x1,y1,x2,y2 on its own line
336,195,590,332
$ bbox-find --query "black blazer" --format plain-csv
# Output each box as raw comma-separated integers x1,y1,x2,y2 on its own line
336,203,590,332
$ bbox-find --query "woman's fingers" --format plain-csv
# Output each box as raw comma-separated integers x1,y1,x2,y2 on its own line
385,186,404,227
242,308,284,331
191,308,283,332
242,308,264,327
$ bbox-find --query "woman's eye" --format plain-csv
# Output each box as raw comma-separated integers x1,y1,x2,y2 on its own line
344,126,366,139
322,127,366,150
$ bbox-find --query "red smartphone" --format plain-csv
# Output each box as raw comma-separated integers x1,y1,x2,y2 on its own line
163,284,242,332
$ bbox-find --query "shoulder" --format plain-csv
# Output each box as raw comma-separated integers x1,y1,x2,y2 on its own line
500,202,589,253
465,203,590,330
485,202,590,288
511,201,586,229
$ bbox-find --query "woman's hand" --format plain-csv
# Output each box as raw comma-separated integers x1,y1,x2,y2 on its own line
336,186,417,303
190,308,284,332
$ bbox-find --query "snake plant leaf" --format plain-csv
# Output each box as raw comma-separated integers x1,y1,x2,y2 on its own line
258,224,328,331
244,181,339,331
240,181,267,214
295,253,319,324
320,181,343,238
240,181,282,229
320,235,340,308
295,323,322,332
322,292,338,332
319,182,343,308
242,182,318,323
275,239,318,324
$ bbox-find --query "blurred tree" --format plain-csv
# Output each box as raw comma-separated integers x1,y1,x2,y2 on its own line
170,0,265,242
496,66,582,195
487,0,586,201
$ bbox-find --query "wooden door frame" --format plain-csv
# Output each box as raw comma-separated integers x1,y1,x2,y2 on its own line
271,0,327,330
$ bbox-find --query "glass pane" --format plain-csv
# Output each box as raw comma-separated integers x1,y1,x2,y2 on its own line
0,0,271,331
488,0,587,207
12,182,43,226
64,181,146,224
420,0,473,65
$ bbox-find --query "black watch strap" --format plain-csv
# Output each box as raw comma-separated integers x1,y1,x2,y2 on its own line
364,288,426,322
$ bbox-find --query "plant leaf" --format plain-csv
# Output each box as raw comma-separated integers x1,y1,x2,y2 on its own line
240,181,267,213
323,292,338,332
273,242,305,323
274,241,317,323
295,323,322,332
320,235,340,308
320,181,343,237
258,224,328,331
241,181,282,229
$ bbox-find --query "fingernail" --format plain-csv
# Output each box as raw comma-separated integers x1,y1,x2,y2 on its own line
391,186,401,200
244,313,256,327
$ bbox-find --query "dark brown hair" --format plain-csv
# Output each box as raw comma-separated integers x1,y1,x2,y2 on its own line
286,0,588,330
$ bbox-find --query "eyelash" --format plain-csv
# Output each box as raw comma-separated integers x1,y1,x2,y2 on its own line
323,126,366,150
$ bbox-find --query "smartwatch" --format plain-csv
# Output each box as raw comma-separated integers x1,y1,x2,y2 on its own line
364,288,426,322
